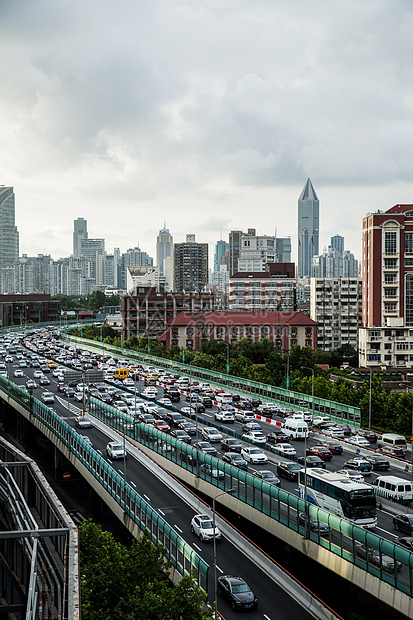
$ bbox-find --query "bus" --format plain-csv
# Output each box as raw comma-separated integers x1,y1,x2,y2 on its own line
298,469,377,529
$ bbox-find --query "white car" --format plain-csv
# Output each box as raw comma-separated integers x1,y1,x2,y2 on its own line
273,443,297,457
323,425,345,439
214,410,235,423
122,394,136,406
75,415,92,429
241,446,268,464
41,391,55,404
191,513,221,541
143,390,157,400
201,427,223,442
143,402,158,414
158,398,173,407
123,378,135,387
106,442,126,460
74,392,85,402
180,406,196,415
351,435,370,447
13,369,24,378
241,431,267,445
33,370,43,379
336,469,364,483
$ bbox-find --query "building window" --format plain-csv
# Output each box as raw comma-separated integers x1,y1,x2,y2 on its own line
384,288,397,298
396,342,409,350
406,233,413,254
291,339,297,345
384,231,397,254
405,259,413,266
406,273,413,327
384,273,397,283
384,258,397,268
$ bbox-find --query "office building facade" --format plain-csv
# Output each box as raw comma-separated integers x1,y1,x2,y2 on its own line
156,226,173,276
0,187,19,268
173,235,208,293
298,178,319,277
73,217,88,258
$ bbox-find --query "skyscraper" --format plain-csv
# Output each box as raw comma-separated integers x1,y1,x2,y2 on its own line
79,238,105,286
330,235,344,256
229,230,243,277
213,240,229,272
173,234,208,292
0,187,19,268
298,178,319,277
73,217,88,258
156,226,173,276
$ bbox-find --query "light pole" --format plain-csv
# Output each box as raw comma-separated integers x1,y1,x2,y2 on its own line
400,384,413,466
213,488,235,617
226,342,230,375
368,369,372,429
301,366,314,539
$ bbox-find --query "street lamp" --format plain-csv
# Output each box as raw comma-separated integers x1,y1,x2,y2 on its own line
400,384,413,466
213,488,235,617
301,366,314,539
226,342,230,375
369,369,372,429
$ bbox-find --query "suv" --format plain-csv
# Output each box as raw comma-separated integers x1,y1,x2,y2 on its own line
166,412,186,427
217,576,258,611
190,513,221,541
221,438,242,453
106,442,126,460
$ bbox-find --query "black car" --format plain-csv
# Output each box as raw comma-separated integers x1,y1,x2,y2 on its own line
297,455,326,469
253,469,281,486
238,400,253,411
277,461,301,481
221,438,242,453
267,429,289,444
166,413,186,427
194,403,205,413
380,445,406,459
250,398,262,408
222,452,248,470
356,428,378,443
364,454,390,471
170,429,191,444
193,441,217,455
201,397,213,408
355,543,402,573
217,575,258,611
318,438,343,454
179,421,197,435
393,513,413,535
394,537,413,551
343,458,372,476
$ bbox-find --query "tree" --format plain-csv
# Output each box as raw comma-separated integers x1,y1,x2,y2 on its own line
88,290,107,312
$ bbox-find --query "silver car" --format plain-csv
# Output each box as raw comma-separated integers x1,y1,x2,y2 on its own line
191,513,221,541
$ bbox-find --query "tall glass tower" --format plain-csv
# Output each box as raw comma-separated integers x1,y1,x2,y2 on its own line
156,225,173,276
298,178,319,277
0,187,19,267
73,217,88,258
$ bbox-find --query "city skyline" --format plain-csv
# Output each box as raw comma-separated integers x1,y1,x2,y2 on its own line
2,2,413,261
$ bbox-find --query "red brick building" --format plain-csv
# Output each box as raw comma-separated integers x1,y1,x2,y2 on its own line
164,310,317,353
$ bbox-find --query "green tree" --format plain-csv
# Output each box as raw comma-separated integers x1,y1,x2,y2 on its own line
88,290,107,312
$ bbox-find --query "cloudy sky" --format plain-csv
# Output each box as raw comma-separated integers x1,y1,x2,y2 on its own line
1,0,413,264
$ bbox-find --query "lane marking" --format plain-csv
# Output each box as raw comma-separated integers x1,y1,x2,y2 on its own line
174,525,183,533
193,543,202,552
130,481,136,487
144,494,151,502
158,509,165,516
216,565,223,574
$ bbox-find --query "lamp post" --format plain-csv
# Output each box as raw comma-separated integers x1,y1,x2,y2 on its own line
368,369,372,429
400,384,413,466
226,342,230,375
301,366,314,539
213,488,235,617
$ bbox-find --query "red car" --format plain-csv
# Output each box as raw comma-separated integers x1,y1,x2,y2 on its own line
306,446,333,461
153,420,170,433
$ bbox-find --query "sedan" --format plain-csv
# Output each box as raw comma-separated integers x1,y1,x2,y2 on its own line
25,380,37,390
39,376,50,386
277,461,302,481
217,575,258,611
199,464,225,479
393,514,413,535
179,421,197,435
355,543,402,573
153,420,170,432
380,445,406,459
267,429,289,444
170,429,191,443
297,455,325,469
201,428,223,442
74,392,85,403
41,391,55,404
193,441,217,455
158,398,172,407
253,470,281,486
273,443,297,457
220,438,243,453
13,369,24,378
306,446,333,461
75,415,92,429
318,439,343,454
364,455,390,471
241,446,268,464
394,537,413,551
222,452,248,470
241,431,266,445
191,513,221,542
298,513,330,536
350,435,370,448
343,458,372,476
242,421,262,432
336,469,365,483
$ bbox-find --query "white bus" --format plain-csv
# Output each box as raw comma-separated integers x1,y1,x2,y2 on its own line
298,469,377,529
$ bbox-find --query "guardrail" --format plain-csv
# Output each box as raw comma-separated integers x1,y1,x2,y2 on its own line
0,376,209,592
86,394,413,598
62,333,362,427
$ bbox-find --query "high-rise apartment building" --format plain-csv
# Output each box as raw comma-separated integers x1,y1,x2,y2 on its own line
229,230,243,277
275,237,292,263
0,187,19,268
238,229,276,272
213,240,229,272
359,204,413,368
173,235,208,293
298,178,319,277
312,247,358,278
330,235,344,256
156,226,173,276
73,217,88,258
79,238,105,287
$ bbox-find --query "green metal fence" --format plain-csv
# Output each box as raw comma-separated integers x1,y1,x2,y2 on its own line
0,376,209,592
62,334,362,427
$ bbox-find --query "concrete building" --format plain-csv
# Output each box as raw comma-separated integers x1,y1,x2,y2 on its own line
311,247,359,278
210,264,229,296
229,263,296,313
213,240,229,272
330,235,344,256
121,287,216,340
310,277,362,351
229,230,243,277
79,238,106,287
173,235,208,293
164,310,317,352
275,237,292,263
359,204,413,368
73,217,88,258
0,294,60,327
237,229,276,272
0,187,19,268
156,226,173,276
298,178,319,278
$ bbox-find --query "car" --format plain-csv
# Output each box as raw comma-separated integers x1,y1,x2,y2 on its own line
57,383,68,393
393,513,413,535
143,402,159,415
74,392,85,403
241,431,266,445
217,575,258,611
267,429,289,443
106,442,126,459
297,455,325,468
41,391,55,404
18,360,27,368
350,435,370,448
75,415,92,428
306,446,333,461
335,469,365,483
318,439,343,454
273,443,297,457
355,542,402,573
214,410,235,423
241,446,268,464
220,438,242,453
65,387,76,398
364,455,390,471
39,376,50,386
356,429,378,443
253,470,281,486
222,452,248,469
166,413,186,427
193,441,217,455
138,413,156,425
179,421,197,435
343,458,372,476
394,537,413,551
180,406,196,416
33,370,43,379
234,411,254,423
277,461,302,481
4,355,13,363
158,398,172,407
199,463,225,479
379,445,406,459
298,513,330,536
80,435,93,448
153,419,170,432
171,429,191,443
25,380,37,390
242,421,261,432
201,427,223,442
13,369,24,378
191,513,221,541
323,425,345,439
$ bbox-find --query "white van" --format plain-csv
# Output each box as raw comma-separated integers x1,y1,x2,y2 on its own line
377,433,407,451
372,476,413,502
283,418,309,440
